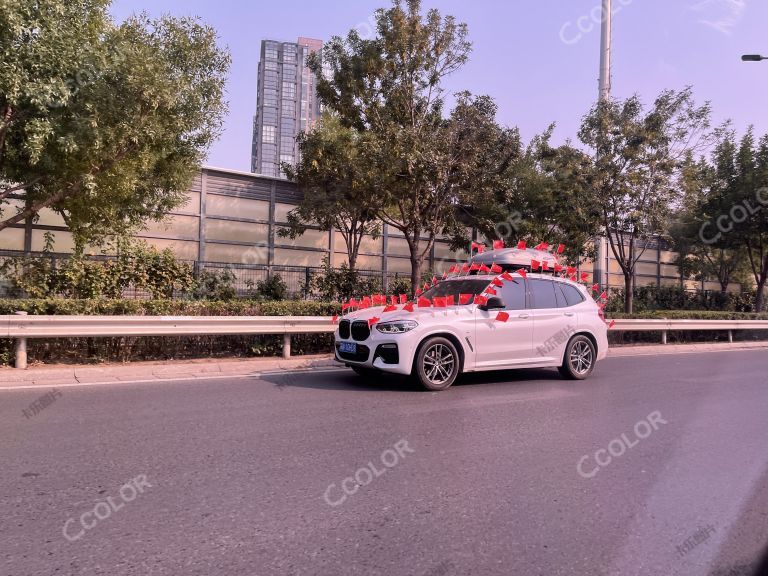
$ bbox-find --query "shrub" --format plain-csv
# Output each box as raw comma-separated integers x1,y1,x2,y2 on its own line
254,274,288,301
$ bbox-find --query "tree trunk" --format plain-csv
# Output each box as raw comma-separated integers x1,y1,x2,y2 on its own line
756,277,766,313
410,254,422,298
624,272,633,314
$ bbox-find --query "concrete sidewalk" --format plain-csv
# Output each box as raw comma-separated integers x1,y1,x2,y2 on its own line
1,341,765,389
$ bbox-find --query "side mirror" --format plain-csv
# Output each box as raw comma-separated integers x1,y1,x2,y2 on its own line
479,296,506,311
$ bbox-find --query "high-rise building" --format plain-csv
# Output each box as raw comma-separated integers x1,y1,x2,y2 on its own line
251,37,323,178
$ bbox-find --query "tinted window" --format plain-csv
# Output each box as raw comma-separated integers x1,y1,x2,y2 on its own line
421,279,491,304
499,279,526,310
530,279,558,309
554,282,568,308
560,283,586,307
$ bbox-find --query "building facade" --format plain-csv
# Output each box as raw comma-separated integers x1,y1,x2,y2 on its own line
251,38,323,178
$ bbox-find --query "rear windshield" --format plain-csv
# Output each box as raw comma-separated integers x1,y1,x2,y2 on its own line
421,279,492,303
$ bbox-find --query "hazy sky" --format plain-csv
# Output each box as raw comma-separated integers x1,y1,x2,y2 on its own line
109,0,768,172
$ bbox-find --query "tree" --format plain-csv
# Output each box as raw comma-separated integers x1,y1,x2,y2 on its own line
309,0,475,290
280,114,379,272
0,0,230,246
577,88,712,313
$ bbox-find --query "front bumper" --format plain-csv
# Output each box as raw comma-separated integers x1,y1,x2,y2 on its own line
334,333,414,375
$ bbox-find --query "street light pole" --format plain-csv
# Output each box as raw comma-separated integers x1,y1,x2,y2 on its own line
598,0,612,101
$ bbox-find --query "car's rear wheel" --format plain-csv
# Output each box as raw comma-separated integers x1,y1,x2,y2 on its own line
559,335,596,380
414,337,460,391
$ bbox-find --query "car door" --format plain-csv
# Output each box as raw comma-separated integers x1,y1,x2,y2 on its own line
529,278,577,364
474,277,534,369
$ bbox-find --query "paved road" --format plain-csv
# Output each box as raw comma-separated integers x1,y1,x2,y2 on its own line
2,350,767,576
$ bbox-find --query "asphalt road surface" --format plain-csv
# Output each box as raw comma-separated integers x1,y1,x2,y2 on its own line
2,350,767,576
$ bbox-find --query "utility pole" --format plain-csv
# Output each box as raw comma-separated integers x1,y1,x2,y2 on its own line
598,0,612,101
595,0,612,290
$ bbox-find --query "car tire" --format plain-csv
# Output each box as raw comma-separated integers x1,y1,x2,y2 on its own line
414,337,460,391
559,334,596,380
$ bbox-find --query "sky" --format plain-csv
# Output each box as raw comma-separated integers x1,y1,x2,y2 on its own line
109,0,768,172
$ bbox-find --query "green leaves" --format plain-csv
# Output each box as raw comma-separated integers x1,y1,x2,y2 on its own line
1,0,230,246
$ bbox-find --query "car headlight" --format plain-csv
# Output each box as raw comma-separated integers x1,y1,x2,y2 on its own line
376,320,419,334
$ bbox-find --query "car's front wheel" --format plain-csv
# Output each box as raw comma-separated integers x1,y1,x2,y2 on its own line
559,334,596,380
414,337,460,391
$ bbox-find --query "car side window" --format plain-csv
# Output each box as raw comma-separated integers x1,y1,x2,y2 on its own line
554,282,568,308
499,279,526,310
559,283,586,307
529,279,558,309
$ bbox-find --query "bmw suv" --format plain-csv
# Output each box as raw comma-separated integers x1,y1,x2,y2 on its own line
334,266,608,391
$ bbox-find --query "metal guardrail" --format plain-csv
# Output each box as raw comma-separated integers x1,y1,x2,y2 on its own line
2,314,767,369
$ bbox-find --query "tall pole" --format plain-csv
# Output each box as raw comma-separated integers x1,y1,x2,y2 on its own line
598,0,612,101
595,0,612,291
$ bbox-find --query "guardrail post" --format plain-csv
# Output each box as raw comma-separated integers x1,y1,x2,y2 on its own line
661,330,667,345
14,311,28,369
282,333,291,359
728,330,733,343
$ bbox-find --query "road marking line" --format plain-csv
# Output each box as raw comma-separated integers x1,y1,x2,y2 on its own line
0,367,349,391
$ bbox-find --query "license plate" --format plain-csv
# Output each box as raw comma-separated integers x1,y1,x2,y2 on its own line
339,342,357,354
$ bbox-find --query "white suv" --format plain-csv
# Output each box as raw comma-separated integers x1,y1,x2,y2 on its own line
334,260,608,391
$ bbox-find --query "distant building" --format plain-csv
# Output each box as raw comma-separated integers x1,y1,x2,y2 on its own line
251,37,323,178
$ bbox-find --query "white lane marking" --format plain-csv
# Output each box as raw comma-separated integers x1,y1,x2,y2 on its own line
0,367,350,391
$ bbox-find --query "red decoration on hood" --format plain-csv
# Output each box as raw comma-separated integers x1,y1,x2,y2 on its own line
493,240,505,250
490,263,503,274
342,302,351,311
495,311,510,322
433,296,447,308
368,316,380,327
349,298,359,308
360,297,371,308
399,294,408,304
459,293,473,305
535,242,549,251
403,302,415,312
417,297,432,308
383,305,397,313
517,240,527,250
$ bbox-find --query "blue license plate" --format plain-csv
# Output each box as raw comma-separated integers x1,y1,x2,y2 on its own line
339,342,357,354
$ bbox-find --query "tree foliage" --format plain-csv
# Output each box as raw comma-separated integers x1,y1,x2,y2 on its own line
0,0,230,245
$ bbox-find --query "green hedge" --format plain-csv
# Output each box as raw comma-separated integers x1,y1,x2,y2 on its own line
0,299,341,366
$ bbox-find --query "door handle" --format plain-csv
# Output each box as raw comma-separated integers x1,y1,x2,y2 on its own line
518,313,530,319
564,312,575,317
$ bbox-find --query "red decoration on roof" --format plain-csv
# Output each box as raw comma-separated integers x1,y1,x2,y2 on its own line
531,259,541,271
479,264,490,273
501,271,514,281
399,294,408,303
517,240,527,250
383,305,397,313
485,287,497,296
417,297,432,308
517,268,527,279
403,302,414,312
474,295,488,306
490,263,503,274
433,296,447,308
492,277,504,287
554,264,563,273
459,293,473,305
493,240,505,250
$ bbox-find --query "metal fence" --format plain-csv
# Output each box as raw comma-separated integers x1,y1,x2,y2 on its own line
0,250,409,300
